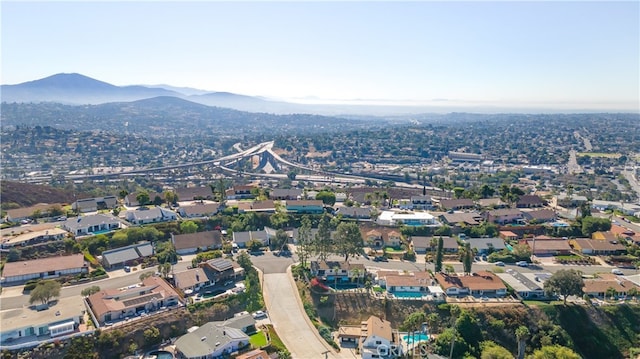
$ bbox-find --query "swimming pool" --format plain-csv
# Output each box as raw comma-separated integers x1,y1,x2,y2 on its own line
506,244,514,251
147,350,174,359
402,333,429,344
392,292,423,299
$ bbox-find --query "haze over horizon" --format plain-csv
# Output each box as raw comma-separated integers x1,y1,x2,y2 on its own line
2,1,639,112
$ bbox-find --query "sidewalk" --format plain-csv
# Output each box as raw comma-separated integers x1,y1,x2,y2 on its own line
0,285,25,299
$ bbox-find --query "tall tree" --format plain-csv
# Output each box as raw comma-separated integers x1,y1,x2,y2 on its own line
314,213,333,261
334,222,363,261
516,326,530,359
296,215,313,268
462,242,473,275
29,280,61,306
435,236,444,272
544,269,584,305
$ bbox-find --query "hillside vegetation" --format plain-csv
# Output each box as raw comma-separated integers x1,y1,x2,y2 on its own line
329,291,640,359
0,181,79,208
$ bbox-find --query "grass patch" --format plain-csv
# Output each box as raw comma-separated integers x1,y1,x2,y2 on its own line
265,324,286,352
249,331,268,348
373,286,385,293
384,247,405,253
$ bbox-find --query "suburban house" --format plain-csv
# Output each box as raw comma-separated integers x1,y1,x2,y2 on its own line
125,206,177,225
236,349,270,359
285,200,324,214
466,237,506,254
496,271,549,299
439,198,475,211
198,258,244,284
174,321,250,359
438,212,483,227
0,295,87,346
87,276,181,326
311,261,366,283
62,213,121,236
592,200,640,216
485,208,524,225
360,315,400,359
291,227,320,244
225,185,255,200
410,195,433,210
362,228,402,248
592,231,618,242
525,239,572,256
378,271,442,299
1,254,88,284
516,195,546,208
1,228,68,249
174,186,213,201
376,211,438,226
101,242,154,269
610,225,636,241
583,274,640,299
499,231,519,241
477,198,507,209
555,193,588,208
173,267,213,293
124,192,161,207
523,209,557,223
171,230,223,255
434,271,507,298
178,202,221,218
412,236,458,254
232,230,270,248
237,200,277,213
269,188,302,200
569,238,626,256
5,203,64,223
72,196,118,213
336,206,373,220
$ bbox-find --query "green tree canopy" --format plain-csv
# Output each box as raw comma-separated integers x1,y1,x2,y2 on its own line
580,216,611,237
480,341,513,359
136,191,150,206
81,285,101,297
544,269,584,305
316,191,336,206
29,280,61,306
180,220,198,234
334,222,363,261
435,236,444,272
530,345,581,359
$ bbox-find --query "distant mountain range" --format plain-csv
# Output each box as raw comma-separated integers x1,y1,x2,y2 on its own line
0,73,471,116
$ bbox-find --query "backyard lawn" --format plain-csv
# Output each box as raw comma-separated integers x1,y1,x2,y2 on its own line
249,331,268,348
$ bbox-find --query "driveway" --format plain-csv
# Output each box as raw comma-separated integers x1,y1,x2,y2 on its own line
263,268,354,359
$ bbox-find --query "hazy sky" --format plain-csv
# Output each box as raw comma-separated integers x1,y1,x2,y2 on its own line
2,1,639,111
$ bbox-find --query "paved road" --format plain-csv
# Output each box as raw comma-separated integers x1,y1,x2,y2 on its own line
263,270,341,359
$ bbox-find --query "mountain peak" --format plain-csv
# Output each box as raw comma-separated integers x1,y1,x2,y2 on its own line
17,73,117,90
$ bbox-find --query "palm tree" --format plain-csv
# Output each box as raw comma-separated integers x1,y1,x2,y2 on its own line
516,326,530,359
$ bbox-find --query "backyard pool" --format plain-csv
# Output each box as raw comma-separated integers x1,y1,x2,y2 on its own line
392,292,424,299
146,350,174,359
402,333,429,344
506,243,514,251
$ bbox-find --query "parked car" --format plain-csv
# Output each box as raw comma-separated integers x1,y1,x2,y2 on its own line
494,261,505,267
516,261,529,267
124,266,131,272
373,256,388,262
611,269,624,275
252,310,267,319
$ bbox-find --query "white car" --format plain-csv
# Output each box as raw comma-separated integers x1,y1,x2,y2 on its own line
516,261,529,267
611,269,624,275
252,310,267,319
